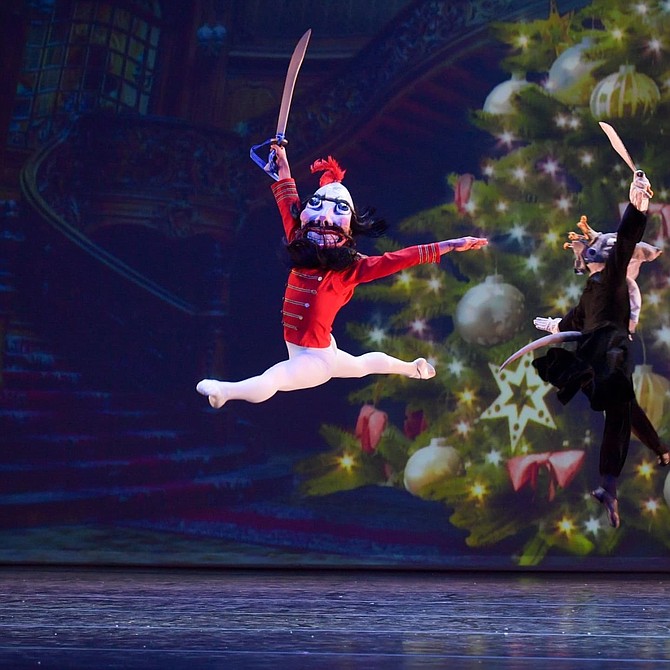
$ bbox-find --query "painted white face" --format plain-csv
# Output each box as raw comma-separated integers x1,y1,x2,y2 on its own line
299,182,353,247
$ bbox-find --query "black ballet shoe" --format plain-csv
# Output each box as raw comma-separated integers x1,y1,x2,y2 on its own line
657,452,670,467
591,487,620,529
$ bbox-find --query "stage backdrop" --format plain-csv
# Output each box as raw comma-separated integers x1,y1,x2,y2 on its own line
2,0,670,570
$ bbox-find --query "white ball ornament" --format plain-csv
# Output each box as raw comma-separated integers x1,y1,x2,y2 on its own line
403,437,462,497
545,38,602,105
454,275,525,346
483,73,531,115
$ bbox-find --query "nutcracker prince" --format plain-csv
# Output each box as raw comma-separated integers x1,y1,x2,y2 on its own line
196,144,487,409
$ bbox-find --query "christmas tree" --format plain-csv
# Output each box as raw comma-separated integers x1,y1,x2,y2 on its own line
296,0,670,564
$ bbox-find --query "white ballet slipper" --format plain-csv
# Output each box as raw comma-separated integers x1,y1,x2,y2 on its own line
196,379,228,409
412,358,436,380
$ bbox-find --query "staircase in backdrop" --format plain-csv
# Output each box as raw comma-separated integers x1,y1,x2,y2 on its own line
0,205,465,567
0,203,298,538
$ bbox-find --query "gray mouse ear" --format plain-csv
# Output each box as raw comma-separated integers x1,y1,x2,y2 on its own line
633,241,662,263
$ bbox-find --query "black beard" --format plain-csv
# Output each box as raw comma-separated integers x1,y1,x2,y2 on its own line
285,238,359,271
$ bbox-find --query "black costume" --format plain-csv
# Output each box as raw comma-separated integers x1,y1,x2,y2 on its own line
533,203,666,480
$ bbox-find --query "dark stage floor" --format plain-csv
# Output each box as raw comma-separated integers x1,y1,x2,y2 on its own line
1,567,669,668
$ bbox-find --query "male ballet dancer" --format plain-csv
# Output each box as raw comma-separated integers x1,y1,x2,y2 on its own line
197,144,487,409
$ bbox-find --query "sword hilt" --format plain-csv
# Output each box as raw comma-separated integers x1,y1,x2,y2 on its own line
249,134,288,181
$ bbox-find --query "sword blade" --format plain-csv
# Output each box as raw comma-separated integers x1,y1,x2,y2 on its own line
599,122,637,173
275,29,311,139
499,331,582,372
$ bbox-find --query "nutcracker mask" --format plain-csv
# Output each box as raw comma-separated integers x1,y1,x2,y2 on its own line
298,157,354,248
286,156,387,270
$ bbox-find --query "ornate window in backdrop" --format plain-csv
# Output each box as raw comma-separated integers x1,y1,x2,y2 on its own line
10,0,162,148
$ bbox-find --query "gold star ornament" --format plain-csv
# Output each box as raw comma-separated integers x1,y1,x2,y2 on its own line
481,351,556,449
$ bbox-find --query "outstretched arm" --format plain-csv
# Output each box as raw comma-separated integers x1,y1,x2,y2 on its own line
348,236,487,285
534,316,562,334
438,237,488,255
534,308,583,333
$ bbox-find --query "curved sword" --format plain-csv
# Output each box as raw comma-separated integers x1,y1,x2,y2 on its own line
250,29,312,180
499,331,583,372
599,122,644,178
275,29,311,145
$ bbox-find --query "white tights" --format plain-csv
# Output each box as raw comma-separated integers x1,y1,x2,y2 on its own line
196,337,435,408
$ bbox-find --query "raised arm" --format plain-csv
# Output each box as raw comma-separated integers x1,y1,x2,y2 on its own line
270,144,300,240
271,143,291,181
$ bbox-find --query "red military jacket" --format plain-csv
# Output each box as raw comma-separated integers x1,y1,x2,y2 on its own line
272,178,441,348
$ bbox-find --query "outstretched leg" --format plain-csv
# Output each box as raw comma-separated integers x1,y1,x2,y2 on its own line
196,343,336,408
332,348,435,380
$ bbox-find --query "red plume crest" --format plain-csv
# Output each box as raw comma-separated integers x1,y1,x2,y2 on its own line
310,156,346,187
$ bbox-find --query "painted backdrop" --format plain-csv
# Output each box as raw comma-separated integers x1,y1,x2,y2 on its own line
2,0,670,569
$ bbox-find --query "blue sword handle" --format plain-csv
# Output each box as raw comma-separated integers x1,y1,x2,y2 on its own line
249,134,287,181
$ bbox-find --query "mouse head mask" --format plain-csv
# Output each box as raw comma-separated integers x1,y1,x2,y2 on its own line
565,215,661,278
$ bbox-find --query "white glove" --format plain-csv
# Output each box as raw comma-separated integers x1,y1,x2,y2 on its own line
629,171,653,213
533,316,562,334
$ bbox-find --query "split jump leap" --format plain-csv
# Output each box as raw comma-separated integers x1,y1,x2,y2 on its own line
196,145,487,408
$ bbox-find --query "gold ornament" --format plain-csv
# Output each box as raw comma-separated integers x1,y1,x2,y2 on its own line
481,350,556,450
664,471,670,510
590,65,660,120
632,364,670,431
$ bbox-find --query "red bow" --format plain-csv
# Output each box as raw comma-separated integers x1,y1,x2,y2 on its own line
507,450,585,501
404,409,428,440
454,173,474,214
355,405,388,454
